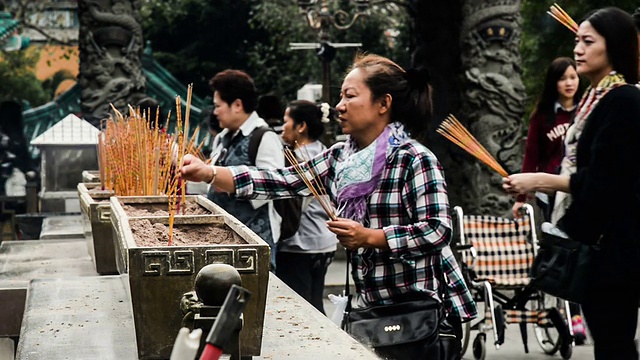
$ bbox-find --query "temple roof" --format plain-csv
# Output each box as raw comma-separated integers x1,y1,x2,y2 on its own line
0,12,20,45
22,42,208,148
31,113,100,146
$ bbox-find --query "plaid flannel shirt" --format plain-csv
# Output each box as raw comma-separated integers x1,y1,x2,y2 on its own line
229,140,477,322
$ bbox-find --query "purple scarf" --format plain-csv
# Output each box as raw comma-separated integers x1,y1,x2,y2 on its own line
336,125,397,223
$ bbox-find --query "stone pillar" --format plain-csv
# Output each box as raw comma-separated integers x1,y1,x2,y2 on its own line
78,0,146,127
457,0,525,215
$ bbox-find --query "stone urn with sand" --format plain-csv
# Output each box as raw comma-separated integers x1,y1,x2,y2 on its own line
110,195,270,359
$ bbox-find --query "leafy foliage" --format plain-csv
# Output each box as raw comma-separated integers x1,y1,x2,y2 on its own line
141,0,260,97
41,69,75,99
248,0,410,102
142,0,409,103
0,49,48,107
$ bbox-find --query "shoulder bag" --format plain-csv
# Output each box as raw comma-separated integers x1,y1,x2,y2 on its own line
529,222,597,304
341,250,460,360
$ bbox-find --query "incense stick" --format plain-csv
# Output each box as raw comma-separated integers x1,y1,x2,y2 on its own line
547,3,578,34
436,114,509,177
284,147,337,221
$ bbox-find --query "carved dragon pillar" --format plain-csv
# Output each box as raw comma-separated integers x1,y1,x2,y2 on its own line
78,0,146,126
456,0,526,215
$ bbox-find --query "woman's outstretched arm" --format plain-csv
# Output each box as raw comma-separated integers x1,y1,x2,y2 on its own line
180,154,235,193
502,172,570,195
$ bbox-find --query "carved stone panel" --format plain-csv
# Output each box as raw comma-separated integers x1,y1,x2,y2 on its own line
78,0,146,126
457,0,525,215
141,250,195,276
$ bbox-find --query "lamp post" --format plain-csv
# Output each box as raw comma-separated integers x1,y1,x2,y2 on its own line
295,0,388,144
295,0,374,103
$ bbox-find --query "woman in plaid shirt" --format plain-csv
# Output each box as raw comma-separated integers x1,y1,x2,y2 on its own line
182,54,477,351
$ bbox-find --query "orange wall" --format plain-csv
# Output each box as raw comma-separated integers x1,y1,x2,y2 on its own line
30,44,79,81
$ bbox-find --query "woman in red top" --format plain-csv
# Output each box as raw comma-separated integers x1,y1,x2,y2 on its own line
512,57,580,219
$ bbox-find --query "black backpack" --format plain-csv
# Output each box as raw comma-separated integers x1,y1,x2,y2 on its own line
248,126,303,240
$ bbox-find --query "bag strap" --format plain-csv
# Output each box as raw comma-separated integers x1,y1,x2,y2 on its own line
248,126,271,166
340,249,352,330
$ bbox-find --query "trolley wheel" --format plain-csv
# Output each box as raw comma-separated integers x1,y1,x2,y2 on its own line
460,321,471,357
534,293,561,355
472,333,486,360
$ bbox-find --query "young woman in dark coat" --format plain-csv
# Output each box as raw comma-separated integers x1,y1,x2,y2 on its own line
503,7,640,360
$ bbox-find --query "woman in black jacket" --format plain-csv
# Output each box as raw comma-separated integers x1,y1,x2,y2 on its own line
503,7,640,360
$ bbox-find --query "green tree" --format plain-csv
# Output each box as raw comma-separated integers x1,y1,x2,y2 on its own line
141,0,263,97
520,1,638,120
248,0,409,101
142,0,409,102
41,69,75,99
0,49,48,107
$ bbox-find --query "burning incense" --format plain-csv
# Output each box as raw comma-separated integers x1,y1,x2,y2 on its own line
284,147,337,221
97,133,106,190
97,92,207,245
101,103,179,196
547,3,578,34
180,85,193,214
436,114,509,177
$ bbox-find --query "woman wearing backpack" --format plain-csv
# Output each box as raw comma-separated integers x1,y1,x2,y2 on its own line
276,100,338,314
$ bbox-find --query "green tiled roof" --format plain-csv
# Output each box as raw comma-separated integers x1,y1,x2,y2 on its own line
22,48,209,156
0,12,20,44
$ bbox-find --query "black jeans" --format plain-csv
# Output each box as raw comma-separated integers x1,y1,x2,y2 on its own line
581,283,640,360
276,251,335,314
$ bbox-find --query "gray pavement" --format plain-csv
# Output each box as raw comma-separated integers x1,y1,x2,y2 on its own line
323,259,600,360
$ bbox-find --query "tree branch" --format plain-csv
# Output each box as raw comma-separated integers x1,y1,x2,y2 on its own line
373,0,409,8
22,23,74,46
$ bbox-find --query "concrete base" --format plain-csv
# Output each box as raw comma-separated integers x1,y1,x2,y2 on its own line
39,215,84,240
16,277,137,360
14,274,380,360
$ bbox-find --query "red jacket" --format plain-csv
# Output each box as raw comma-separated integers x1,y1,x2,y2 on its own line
516,107,574,202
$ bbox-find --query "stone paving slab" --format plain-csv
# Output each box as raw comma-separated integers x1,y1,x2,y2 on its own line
0,239,97,337
16,276,137,360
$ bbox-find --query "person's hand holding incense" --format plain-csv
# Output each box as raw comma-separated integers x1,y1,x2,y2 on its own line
180,154,235,193
502,173,570,195
327,218,389,250
502,174,541,195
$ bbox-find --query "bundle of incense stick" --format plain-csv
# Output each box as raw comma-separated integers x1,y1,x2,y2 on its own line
547,3,578,34
98,87,207,245
283,147,337,221
98,94,206,197
100,105,176,196
436,114,509,177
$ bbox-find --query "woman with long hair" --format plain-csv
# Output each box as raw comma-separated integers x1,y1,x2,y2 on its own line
503,8,640,359
512,57,580,220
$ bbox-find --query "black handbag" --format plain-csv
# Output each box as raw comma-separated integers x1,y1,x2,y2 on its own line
529,223,597,304
345,297,443,359
341,251,460,360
